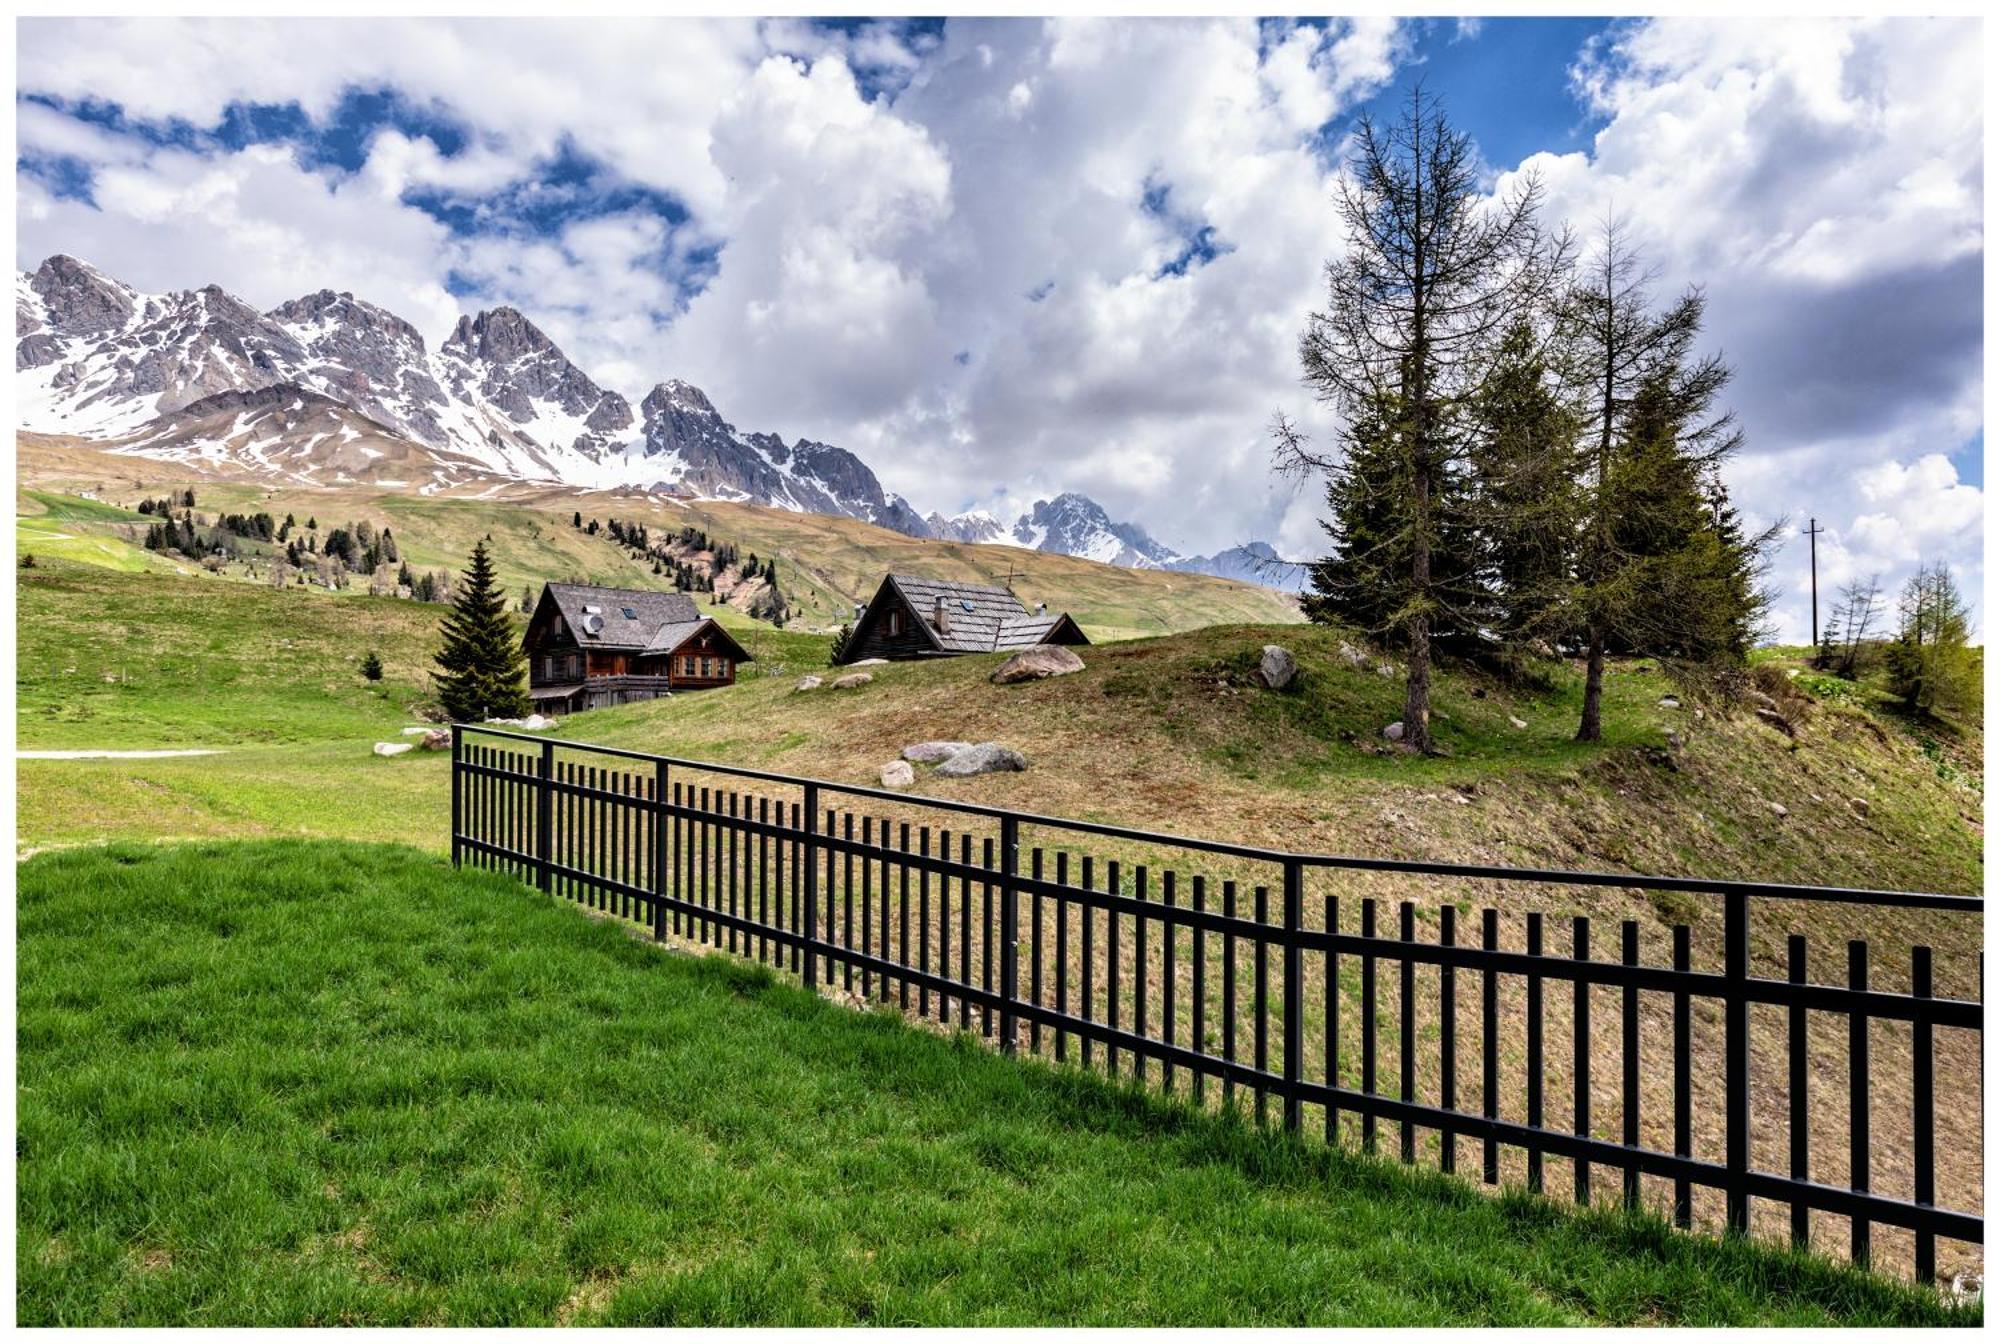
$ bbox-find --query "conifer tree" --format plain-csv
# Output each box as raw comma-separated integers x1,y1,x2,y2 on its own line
1885,562,1976,717
1276,88,1566,751
433,540,529,722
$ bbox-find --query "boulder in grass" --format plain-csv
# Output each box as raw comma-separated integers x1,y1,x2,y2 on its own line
794,675,823,692
1382,721,1405,743
880,760,916,789
1508,716,1528,730
1258,645,1298,690
990,645,1085,684
851,658,889,666
833,672,874,689
419,729,452,751
903,740,971,764
373,741,414,757
934,743,1028,778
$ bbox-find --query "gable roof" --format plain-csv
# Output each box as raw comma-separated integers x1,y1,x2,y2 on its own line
538,582,703,651
646,618,753,664
882,574,1077,654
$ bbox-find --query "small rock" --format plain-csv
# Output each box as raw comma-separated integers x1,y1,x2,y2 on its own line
1337,640,1368,666
1766,801,1789,819
1379,808,1408,826
1258,644,1298,690
1753,706,1796,738
1508,716,1528,730
1376,662,1397,680
850,658,889,666
400,726,432,736
880,760,915,789
1849,796,1871,818
419,729,451,751
1383,721,1404,743
373,742,414,757
934,742,1028,778
523,713,559,731
833,672,874,689
1665,730,1684,752
991,645,1085,684
902,740,971,764
1658,695,1681,709
795,675,823,691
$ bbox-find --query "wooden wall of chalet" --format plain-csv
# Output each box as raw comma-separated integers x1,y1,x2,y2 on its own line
843,588,943,662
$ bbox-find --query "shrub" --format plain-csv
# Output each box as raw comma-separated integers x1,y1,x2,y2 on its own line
360,651,384,682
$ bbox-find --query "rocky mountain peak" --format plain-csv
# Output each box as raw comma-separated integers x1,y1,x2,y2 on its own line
30,253,137,334
643,378,723,423
269,289,426,351
444,306,558,366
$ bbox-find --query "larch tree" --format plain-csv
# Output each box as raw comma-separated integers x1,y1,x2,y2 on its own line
1275,86,1567,753
434,539,530,723
1560,216,1769,740
1885,561,1976,717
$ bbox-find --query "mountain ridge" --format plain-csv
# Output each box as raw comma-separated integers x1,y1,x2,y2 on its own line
16,253,1305,592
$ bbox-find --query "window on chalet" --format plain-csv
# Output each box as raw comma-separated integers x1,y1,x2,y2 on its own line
887,609,902,636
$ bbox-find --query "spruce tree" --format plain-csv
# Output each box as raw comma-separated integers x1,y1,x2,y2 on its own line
433,540,529,722
1276,87,1566,752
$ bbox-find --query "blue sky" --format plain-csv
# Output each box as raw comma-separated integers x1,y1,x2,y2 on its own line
15,16,1986,638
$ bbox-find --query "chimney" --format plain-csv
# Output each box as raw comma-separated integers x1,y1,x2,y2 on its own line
1036,601,1047,616
934,595,950,634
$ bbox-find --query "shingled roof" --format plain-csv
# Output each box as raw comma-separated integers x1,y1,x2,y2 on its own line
540,582,703,650
883,574,1073,654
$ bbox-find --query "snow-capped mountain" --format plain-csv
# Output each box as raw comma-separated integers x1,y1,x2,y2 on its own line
16,255,1304,589
925,509,1011,545
14,255,912,525
1167,541,1310,593
1010,492,1181,568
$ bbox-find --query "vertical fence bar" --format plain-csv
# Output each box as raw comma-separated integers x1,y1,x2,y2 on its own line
1439,905,1457,1175
1221,878,1236,1111
1361,898,1378,1155
900,824,913,1012
1134,865,1149,1088
802,784,819,990
984,837,998,1040
1326,892,1340,1145
1163,870,1177,1096
1574,915,1592,1205
960,835,974,1033
1672,923,1691,1227
1481,907,1498,1184
1848,938,1870,1267
1000,815,1020,1057
450,726,464,866
1282,860,1303,1134
1399,901,1416,1163
1254,884,1270,1127
1621,919,1640,1210
1029,846,1043,1054
1056,852,1070,1064
652,761,668,941
1787,934,1809,1248
1193,875,1208,1104
1912,945,1935,1285
1108,861,1123,1080
1724,892,1749,1236
919,828,932,1019
1526,910,1544,1194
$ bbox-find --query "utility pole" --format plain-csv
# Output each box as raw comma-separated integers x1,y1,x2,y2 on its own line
1805,517,1824,659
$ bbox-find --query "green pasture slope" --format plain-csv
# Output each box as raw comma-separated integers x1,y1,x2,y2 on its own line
15,840,1971,1327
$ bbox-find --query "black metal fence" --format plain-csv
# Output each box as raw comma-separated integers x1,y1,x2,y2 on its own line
451,724,1983,1283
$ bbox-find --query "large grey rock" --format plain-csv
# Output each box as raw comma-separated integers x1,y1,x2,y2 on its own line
418,729,452,751
373,741,414,757
1258,645,1298,690
1383,722,1405,743
903,740,971,763
832,672,874,689
990,645,1085,684
880,760,915,789
934,743,1029,778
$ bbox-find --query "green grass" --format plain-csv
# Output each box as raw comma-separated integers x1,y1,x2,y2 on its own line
16,839,1971,1327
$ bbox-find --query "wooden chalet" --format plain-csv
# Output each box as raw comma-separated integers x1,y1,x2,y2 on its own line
523,581,752,713
836,574,1089,665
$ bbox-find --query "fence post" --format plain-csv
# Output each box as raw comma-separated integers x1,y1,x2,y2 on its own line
450,724,463,868
1724,889,1749,1236
536,739,554,894
1282,858,1303,1134
1000,814,1020,1056
651,759,669,942
802,783,820,990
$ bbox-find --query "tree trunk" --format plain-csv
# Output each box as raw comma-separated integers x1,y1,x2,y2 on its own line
1576,626,1605,742
1404,462,1434,754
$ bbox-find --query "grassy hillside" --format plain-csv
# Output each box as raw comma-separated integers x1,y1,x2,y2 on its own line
16,839,1968,1326
16,439,1303,637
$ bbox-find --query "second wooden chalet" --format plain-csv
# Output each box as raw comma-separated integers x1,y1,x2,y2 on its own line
523,581,752,713
835,573,1089,664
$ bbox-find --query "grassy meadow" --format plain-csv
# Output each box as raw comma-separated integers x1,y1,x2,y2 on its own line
16,839,1974,1327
